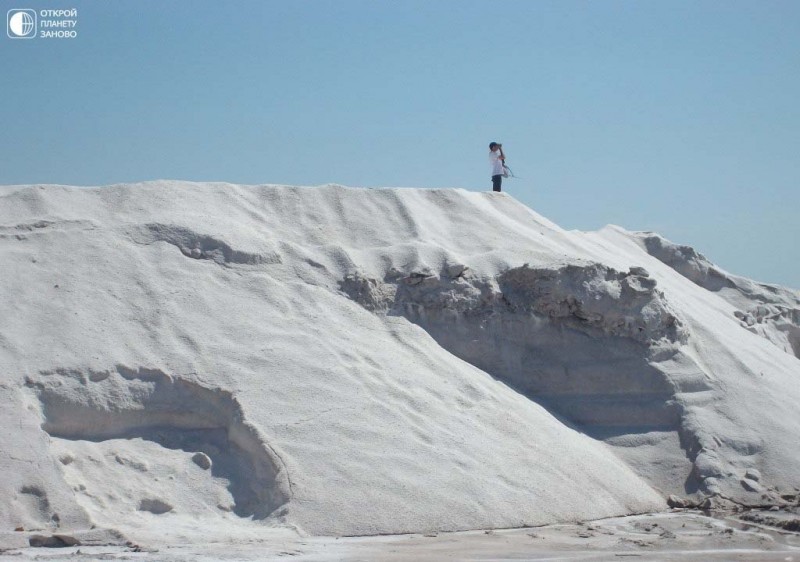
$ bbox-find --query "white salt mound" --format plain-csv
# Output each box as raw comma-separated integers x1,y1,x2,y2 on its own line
0,181,798,541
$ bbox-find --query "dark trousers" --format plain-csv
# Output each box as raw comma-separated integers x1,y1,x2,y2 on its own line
492,175,502,192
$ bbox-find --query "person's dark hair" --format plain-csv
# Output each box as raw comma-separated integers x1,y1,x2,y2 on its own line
489,142,498,150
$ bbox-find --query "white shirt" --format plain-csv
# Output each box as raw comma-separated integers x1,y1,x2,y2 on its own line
489,151,504,176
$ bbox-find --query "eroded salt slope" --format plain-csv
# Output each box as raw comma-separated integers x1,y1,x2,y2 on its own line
627,230,800,359
0,181,798,542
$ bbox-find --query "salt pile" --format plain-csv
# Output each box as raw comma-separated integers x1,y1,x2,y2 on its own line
0,181,798,544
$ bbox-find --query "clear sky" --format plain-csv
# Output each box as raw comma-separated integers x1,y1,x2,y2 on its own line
2,0,798,287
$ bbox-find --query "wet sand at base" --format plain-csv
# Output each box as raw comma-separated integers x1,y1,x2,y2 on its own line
4,511,800,561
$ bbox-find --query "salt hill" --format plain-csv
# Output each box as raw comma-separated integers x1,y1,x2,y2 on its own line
1,181,798,542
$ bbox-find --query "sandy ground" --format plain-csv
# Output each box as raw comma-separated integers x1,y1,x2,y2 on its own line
3,511,799,561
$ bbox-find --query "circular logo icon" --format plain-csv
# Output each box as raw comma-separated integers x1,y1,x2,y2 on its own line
8,10,36,38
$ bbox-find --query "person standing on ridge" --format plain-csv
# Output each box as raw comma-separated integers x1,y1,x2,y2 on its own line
489,142,506,192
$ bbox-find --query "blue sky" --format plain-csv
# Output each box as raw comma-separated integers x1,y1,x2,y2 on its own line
2,0,798,287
